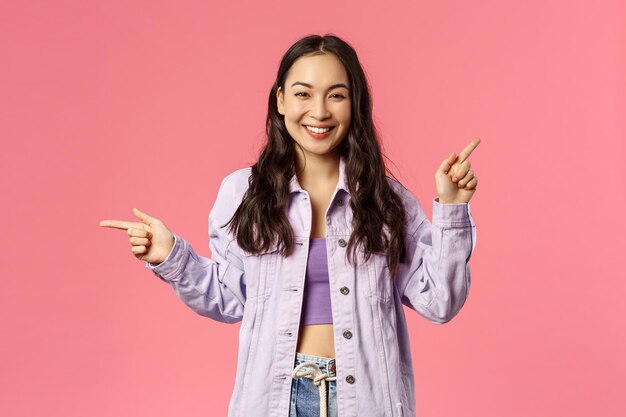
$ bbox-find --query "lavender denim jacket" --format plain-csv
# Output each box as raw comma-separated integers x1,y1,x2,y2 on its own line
146,155,477,417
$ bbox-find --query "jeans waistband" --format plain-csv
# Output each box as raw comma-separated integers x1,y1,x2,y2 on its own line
294,351,336,377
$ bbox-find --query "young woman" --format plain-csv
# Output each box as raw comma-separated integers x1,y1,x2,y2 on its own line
100,34,479,417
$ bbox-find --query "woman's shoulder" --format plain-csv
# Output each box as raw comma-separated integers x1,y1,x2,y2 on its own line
222,166,252,183
385,175,426,224
218,166,253,194
211,166,253,213
385,175,415,203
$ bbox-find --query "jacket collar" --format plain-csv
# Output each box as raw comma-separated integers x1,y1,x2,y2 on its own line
288,154,349,196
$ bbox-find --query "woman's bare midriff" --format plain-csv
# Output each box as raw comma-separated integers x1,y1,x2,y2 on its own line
296,324,336,358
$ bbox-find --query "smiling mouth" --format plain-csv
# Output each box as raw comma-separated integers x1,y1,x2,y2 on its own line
302,125,336,133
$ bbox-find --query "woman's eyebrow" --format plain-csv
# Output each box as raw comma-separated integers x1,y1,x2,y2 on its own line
291,81,350,91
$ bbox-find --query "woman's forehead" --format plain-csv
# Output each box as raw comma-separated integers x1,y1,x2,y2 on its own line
286,54,348,87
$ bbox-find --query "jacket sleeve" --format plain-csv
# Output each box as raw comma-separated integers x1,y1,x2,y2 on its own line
395,191,477,324
144,174,247,324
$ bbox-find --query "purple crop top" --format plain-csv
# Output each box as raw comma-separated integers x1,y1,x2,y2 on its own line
300,238,333,325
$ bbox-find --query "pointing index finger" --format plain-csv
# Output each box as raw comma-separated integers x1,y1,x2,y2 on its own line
457,138,481,163
99,220,142,230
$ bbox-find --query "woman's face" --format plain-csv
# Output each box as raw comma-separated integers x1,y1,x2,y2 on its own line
277,53,352,163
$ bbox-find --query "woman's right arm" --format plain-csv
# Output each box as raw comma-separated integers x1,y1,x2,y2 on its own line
145,174,247,324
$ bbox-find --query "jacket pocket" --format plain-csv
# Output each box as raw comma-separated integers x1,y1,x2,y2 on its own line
364,251,393,304
242,243,281,300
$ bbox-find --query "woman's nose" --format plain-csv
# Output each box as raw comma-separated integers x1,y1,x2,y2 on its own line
311,97,331,119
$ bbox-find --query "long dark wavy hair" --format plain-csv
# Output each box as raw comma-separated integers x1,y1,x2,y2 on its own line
224,34,408,278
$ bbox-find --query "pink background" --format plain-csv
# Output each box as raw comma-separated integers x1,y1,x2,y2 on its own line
1,1,624,416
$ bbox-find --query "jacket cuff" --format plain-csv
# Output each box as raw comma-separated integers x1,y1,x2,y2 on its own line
432,198,472,228
144,234,188,281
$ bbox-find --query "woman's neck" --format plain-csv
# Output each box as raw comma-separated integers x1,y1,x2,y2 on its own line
295,153,340,190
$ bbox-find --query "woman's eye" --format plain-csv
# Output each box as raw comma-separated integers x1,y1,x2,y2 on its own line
295,92,345,99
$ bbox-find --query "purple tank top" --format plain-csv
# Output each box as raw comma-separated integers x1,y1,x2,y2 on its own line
300,238,333,325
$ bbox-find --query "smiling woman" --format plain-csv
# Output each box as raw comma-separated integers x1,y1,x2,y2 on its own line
101,33,478,417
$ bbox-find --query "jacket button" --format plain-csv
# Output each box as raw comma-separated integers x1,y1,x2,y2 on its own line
343,330,352,339
340,286,349,295
338,239,347,247
346,375,355,384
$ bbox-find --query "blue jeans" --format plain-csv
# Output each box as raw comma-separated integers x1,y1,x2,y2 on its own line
289,352,338,417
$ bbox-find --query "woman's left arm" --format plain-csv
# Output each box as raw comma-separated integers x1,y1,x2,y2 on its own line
396,198,477,324
394,138,480,324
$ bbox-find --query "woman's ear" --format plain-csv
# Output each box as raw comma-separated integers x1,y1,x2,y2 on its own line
276,87,284,115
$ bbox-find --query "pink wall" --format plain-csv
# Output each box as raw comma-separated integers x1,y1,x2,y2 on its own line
1,1,624,416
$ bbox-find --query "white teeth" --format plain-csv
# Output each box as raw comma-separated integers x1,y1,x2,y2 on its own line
306,125,332,134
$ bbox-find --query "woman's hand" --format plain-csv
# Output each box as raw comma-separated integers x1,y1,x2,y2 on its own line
435,138,481,204
99,208,175,265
